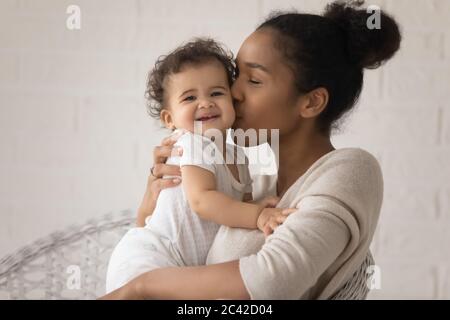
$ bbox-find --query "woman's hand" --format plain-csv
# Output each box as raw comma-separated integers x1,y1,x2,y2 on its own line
136,131,185,227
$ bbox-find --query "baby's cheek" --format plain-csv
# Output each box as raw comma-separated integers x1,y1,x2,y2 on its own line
177,111,195,131
182,120,195,133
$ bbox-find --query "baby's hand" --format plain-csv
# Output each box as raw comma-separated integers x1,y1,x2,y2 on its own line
257,196,280,208
257,207,297,237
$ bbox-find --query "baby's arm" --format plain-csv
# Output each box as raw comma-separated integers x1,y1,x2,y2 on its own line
181,165,264,229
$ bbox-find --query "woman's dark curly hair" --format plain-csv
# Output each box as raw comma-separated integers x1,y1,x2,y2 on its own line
145,38,235,119
258,0,402,134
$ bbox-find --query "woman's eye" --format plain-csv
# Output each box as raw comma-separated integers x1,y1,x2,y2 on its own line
248,79,261,85
183,96,196,102
211,91,224,97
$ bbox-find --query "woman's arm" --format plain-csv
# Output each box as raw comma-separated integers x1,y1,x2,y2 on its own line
101,200,349,300
100,202,350,300
100,260,249,300
141,261,249,299
136,135,184,227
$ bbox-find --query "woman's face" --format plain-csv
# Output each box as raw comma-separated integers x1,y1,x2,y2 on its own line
231,28,301,145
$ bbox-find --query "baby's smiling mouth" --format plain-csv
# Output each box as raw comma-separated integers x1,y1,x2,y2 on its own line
195,114,220,121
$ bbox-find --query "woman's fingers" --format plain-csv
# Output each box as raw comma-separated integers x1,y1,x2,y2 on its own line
138,131,185,227
153,145,183,165
151,134,183,179
152,177,182,193
154,131,184,165
161,135,177,146
152,163,182,178
165,129,185,143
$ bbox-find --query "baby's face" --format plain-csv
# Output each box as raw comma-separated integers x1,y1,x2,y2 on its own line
161,60,235,136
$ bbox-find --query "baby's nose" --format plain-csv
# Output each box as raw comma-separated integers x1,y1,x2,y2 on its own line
198,99,214,108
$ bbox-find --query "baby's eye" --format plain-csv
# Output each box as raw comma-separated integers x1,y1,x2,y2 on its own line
211,91,224,97
183,95,196,102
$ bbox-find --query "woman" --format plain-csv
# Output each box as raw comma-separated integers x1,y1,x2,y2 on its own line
101,1,401,299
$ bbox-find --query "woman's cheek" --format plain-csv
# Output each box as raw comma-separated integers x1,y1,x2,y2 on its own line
250,99,273,126
229,104,236,121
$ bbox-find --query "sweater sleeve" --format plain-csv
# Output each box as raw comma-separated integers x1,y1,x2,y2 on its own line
238,149,383,299
238,198,351,299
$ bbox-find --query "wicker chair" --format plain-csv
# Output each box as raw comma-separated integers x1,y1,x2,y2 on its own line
0,209,374,300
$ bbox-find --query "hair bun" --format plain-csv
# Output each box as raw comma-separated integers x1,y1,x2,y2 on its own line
324,0,401,69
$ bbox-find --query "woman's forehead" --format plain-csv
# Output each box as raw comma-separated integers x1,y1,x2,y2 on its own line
236,30,281,68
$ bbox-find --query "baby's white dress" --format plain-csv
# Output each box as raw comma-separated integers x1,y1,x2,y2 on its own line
105,131,252,293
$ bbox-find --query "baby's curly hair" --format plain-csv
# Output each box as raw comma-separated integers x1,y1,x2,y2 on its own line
145,38,235,119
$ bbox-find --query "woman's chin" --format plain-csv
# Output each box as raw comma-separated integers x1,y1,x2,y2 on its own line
231,118,245,131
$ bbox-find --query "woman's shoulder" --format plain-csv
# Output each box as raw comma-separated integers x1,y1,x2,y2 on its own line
314,147,382,177
325,147,379,164
300,147,383,200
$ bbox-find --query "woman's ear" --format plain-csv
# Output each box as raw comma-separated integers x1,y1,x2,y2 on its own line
298,87,329,119
160,109,176,129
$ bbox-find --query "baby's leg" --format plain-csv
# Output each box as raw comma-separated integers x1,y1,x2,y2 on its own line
105,228,180,294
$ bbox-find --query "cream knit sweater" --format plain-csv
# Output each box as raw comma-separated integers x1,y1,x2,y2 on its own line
206,148,383,299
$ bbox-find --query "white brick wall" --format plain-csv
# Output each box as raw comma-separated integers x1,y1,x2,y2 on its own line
0,0,449,299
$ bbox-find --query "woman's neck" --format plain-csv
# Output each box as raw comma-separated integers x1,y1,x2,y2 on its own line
274,127,335,198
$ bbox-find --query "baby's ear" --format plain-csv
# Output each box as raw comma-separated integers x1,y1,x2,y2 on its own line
160,109,175,129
